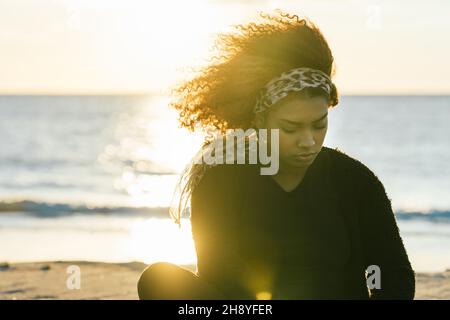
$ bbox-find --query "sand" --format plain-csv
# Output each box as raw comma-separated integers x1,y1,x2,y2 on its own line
0,261,449,300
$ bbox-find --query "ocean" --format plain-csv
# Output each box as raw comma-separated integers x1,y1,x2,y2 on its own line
0,95,449,272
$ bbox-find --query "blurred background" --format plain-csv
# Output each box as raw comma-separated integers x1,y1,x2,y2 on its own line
0,0,449,276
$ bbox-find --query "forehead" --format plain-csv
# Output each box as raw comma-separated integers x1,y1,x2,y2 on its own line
269,95,328,122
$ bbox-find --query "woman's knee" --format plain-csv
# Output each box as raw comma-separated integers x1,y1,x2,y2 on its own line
137,262,193,299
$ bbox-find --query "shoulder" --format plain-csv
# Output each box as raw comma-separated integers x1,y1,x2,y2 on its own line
323,146,378,180
192,163,251,199
322,146,386,194
197,163,250,185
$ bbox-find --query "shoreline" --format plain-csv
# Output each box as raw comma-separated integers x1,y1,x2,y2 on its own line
0,261,449,300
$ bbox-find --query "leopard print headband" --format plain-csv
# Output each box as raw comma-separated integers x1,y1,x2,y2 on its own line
253,67,333,114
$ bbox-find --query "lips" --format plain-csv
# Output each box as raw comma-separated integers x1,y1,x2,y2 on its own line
292,152,317,161
295,152,317,157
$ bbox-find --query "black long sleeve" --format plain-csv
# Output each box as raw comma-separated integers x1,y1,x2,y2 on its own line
190,147,416,300
358,165,415,299
190,164,255,299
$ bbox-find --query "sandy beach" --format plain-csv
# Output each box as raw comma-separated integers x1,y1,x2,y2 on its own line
0,261,448,300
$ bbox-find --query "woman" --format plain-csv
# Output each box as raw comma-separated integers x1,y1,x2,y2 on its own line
137,10,415,300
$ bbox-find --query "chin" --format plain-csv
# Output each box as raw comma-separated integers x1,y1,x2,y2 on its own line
285,159,312,168
289,154,318,168
291,161,311,168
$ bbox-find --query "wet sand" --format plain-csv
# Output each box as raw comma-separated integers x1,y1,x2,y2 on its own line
0,261,448,300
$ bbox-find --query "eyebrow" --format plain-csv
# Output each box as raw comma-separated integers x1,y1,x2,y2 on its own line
279,112,328,125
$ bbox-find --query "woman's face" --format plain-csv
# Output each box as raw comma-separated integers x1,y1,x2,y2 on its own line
255,95,329,172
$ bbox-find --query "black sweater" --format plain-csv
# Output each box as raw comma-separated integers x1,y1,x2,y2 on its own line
190,146,415,299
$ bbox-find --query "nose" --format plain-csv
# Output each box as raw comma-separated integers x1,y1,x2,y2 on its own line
296,130,315,148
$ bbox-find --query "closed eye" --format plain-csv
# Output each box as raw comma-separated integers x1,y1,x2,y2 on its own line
281,127,296,133
313,124,327,130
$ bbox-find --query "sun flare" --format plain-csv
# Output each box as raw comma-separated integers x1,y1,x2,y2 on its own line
129,218,197,266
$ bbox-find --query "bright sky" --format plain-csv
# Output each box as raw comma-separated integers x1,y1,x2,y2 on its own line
1,0,449,95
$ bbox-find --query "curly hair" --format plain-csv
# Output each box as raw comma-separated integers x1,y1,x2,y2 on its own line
168,9,339,226
169,10,338,135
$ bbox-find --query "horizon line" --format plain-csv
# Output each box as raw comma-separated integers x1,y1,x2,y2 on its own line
1,93,450,97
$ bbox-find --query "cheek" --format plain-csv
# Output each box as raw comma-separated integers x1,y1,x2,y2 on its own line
278,132,296,155
314,127,328,144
